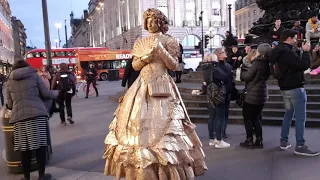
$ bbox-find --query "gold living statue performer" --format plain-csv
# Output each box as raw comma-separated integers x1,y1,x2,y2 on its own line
103,8,207,180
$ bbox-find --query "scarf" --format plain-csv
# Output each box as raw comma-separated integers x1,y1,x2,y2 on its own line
308,18,318,30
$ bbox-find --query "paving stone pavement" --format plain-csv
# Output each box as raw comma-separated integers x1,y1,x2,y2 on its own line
1,81,320,180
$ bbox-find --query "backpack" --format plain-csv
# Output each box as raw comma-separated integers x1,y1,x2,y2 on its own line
269,50,285,79
58,73,73,91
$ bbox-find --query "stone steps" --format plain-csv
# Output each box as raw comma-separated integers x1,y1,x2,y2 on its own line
187,107,320,119
184,100,320,110
182,71,320,80
180,93,320,102
177,80,320,126
188,114,320,127
182,78,320,85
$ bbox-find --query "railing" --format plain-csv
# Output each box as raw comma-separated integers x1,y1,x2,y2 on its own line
209,21,226,27
183,20,201,27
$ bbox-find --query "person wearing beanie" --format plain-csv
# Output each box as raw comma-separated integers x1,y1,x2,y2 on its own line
272,41,278,48
239,43,271,149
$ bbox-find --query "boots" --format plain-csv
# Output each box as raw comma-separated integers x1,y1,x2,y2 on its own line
255,137,263,149
240,137,254,149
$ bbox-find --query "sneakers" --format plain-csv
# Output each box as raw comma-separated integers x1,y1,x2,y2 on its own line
209,139,218,146
280,141,291,150
294,146,319,157
67,117,75,124
304,68,311,74
215,140,230,149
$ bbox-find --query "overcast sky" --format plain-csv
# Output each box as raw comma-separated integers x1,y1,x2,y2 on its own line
10,0,88,48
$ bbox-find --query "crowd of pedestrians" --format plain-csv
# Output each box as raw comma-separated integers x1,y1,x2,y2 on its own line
201,26,319,157
0,59,103,179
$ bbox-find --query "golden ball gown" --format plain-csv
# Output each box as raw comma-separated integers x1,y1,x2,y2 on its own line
103,34,207,180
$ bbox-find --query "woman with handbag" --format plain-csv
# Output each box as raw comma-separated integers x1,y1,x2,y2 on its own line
102,8,207,179
202,49,232,149
240,43,271,149
6,60,58,180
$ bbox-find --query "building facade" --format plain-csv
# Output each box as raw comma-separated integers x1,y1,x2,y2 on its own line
0,0,14,73
68,10,90,48
11,16,27,61
235,0,264,38
84,0,237,51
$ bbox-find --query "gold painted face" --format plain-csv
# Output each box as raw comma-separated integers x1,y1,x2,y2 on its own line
147,18,159,33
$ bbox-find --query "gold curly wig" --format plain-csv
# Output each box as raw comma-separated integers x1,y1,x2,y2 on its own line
143,8,169,34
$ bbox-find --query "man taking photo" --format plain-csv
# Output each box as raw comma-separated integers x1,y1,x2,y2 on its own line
271,29,319,157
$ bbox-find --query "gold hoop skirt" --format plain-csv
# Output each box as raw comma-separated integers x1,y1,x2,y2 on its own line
103,75,207,180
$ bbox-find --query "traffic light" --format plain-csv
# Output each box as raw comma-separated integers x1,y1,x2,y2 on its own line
197,41,203,55
204,35,210,48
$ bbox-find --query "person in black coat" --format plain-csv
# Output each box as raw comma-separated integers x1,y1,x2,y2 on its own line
240,43,271,149
122,59,140,88
224,31,238,48
0,73,6,106
85,63,99,98
269,18,285,41
201,51,232,148
227,46,243,70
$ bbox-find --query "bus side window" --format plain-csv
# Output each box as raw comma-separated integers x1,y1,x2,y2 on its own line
121,60,127,68
26,53,34,58
35,52,40,57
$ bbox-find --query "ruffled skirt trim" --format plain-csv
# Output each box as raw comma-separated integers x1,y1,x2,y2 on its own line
103,119,207,180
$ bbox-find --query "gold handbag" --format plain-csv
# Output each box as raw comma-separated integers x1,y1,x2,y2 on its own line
148,75,172,97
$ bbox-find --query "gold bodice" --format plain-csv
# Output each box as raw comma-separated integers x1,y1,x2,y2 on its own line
132,34,180,83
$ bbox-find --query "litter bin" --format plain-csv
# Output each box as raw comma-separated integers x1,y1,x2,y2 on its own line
1,107,52,174
108,69,119,81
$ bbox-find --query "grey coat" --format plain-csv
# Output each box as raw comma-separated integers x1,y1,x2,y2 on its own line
240,56,270,105
6,67,58,124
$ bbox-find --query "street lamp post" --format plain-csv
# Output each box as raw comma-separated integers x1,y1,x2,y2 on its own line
55,39,59,48
55,22,62,48
41,0,52,67
65,20,68,48
228,4,232,33
200,11,204,61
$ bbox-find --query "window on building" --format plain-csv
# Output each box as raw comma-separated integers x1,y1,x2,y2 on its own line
156,0,168,17
182,35,200,47
185,0,196,21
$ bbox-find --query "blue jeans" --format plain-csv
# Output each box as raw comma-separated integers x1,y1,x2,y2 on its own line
208,102,226,141
280,88,307,146
222,94,231,135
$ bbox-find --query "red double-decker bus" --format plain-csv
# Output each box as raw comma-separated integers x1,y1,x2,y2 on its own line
25,47,110,71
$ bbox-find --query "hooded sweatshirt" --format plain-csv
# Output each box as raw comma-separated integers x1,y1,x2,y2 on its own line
6,66,58,124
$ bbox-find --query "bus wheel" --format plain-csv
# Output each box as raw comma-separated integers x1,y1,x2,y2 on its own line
100,73,108,81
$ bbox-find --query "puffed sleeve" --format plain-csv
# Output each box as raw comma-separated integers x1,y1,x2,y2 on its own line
156,37,180,71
